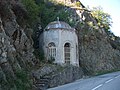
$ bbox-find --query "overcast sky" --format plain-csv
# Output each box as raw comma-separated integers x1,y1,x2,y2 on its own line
80,0,120,36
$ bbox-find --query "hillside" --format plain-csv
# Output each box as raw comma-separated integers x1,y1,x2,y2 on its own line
0,0,37,89
37,0,120,74
0,0,120,90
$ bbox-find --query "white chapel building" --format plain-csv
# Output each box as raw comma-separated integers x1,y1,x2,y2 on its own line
39,20,79,66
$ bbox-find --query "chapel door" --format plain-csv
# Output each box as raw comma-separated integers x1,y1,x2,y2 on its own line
64,43,70,64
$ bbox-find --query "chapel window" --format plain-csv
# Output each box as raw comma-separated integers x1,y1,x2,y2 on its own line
47,42,56,60
64,43,71,64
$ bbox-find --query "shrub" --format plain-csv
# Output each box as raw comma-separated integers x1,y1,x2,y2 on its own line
15,70,32,90
75,1,81,7
21,0,40,26
33,49,45,62
48,57,55,64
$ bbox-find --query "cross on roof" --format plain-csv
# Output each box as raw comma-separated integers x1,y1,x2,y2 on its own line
57,17,59,21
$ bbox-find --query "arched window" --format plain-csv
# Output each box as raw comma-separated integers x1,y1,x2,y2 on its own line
47,42,56,60
64,43,71,64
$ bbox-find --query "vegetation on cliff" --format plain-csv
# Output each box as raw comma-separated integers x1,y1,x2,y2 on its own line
0,0,120,90
0,0,36,90
21,0,120,74
21,0,40,26
21,0,77,28
91,6,112,30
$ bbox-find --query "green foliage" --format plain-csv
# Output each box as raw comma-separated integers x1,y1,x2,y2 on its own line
95,69,120,76
22,0,76,54
75,1,81,7
38,2,73,28
91,6,112,30
36,0,74,28
39,4,56,28
21,0,75,28
55,9,75,26
48,57,55,64
33,49,45,61
15,70,32,90
21,0,40,26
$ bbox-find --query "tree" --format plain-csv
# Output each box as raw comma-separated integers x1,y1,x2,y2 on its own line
38,2,74,28
21,0,40,26
39,4,56,28
91,6,112,30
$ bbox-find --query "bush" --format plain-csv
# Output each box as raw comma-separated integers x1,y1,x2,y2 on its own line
15,70,32,90
21,0,40,26
33,49,45,62
75,1,81,7
21,0,75,28
48,57,55,64
38,1,75,28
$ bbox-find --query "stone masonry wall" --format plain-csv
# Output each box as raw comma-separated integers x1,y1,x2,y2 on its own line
49,66,83,88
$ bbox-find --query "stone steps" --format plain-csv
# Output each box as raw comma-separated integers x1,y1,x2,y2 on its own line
35,84,47,90
34,75,51,90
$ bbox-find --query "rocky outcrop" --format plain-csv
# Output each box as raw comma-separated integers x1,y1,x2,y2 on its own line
0,0,36,89
56,0,120,74
0,0,120,89
49,66,83,88
32,65,83,89
76,10,120,75
53,0,120,74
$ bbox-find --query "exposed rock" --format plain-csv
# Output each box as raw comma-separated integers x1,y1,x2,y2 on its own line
33,65,57,79
0,0,120,89
33,65,83,89
52,0,120,74
76,10,120,74
0,0,36,89
49,66,83,88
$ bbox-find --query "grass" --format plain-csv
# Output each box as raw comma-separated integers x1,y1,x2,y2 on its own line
94,69,120,76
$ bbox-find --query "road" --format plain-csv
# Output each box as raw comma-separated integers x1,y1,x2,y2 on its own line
48,71,120,90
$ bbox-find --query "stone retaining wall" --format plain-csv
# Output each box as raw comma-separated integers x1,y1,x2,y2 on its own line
49,66,83,88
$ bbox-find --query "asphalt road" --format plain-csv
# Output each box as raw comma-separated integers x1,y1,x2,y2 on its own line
48,71,120,90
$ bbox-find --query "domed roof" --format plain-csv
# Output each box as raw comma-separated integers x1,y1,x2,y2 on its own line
44,21,74,30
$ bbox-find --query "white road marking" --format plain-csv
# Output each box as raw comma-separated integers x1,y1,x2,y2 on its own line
105,79,113,83
115,75,120,78
91,74,120,90
91,84,103,90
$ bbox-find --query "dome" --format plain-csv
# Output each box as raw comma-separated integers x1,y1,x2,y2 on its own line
44,21,74,30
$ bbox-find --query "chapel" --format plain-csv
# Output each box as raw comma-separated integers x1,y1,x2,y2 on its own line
39,20,79,66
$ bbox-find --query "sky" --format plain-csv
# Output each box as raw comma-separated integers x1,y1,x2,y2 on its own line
80,0,120,37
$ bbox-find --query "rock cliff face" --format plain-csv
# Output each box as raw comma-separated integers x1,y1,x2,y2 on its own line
0,0,120,89
75,10,120,74
54,0,120,74
0,0,36,89
32,65,83,89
